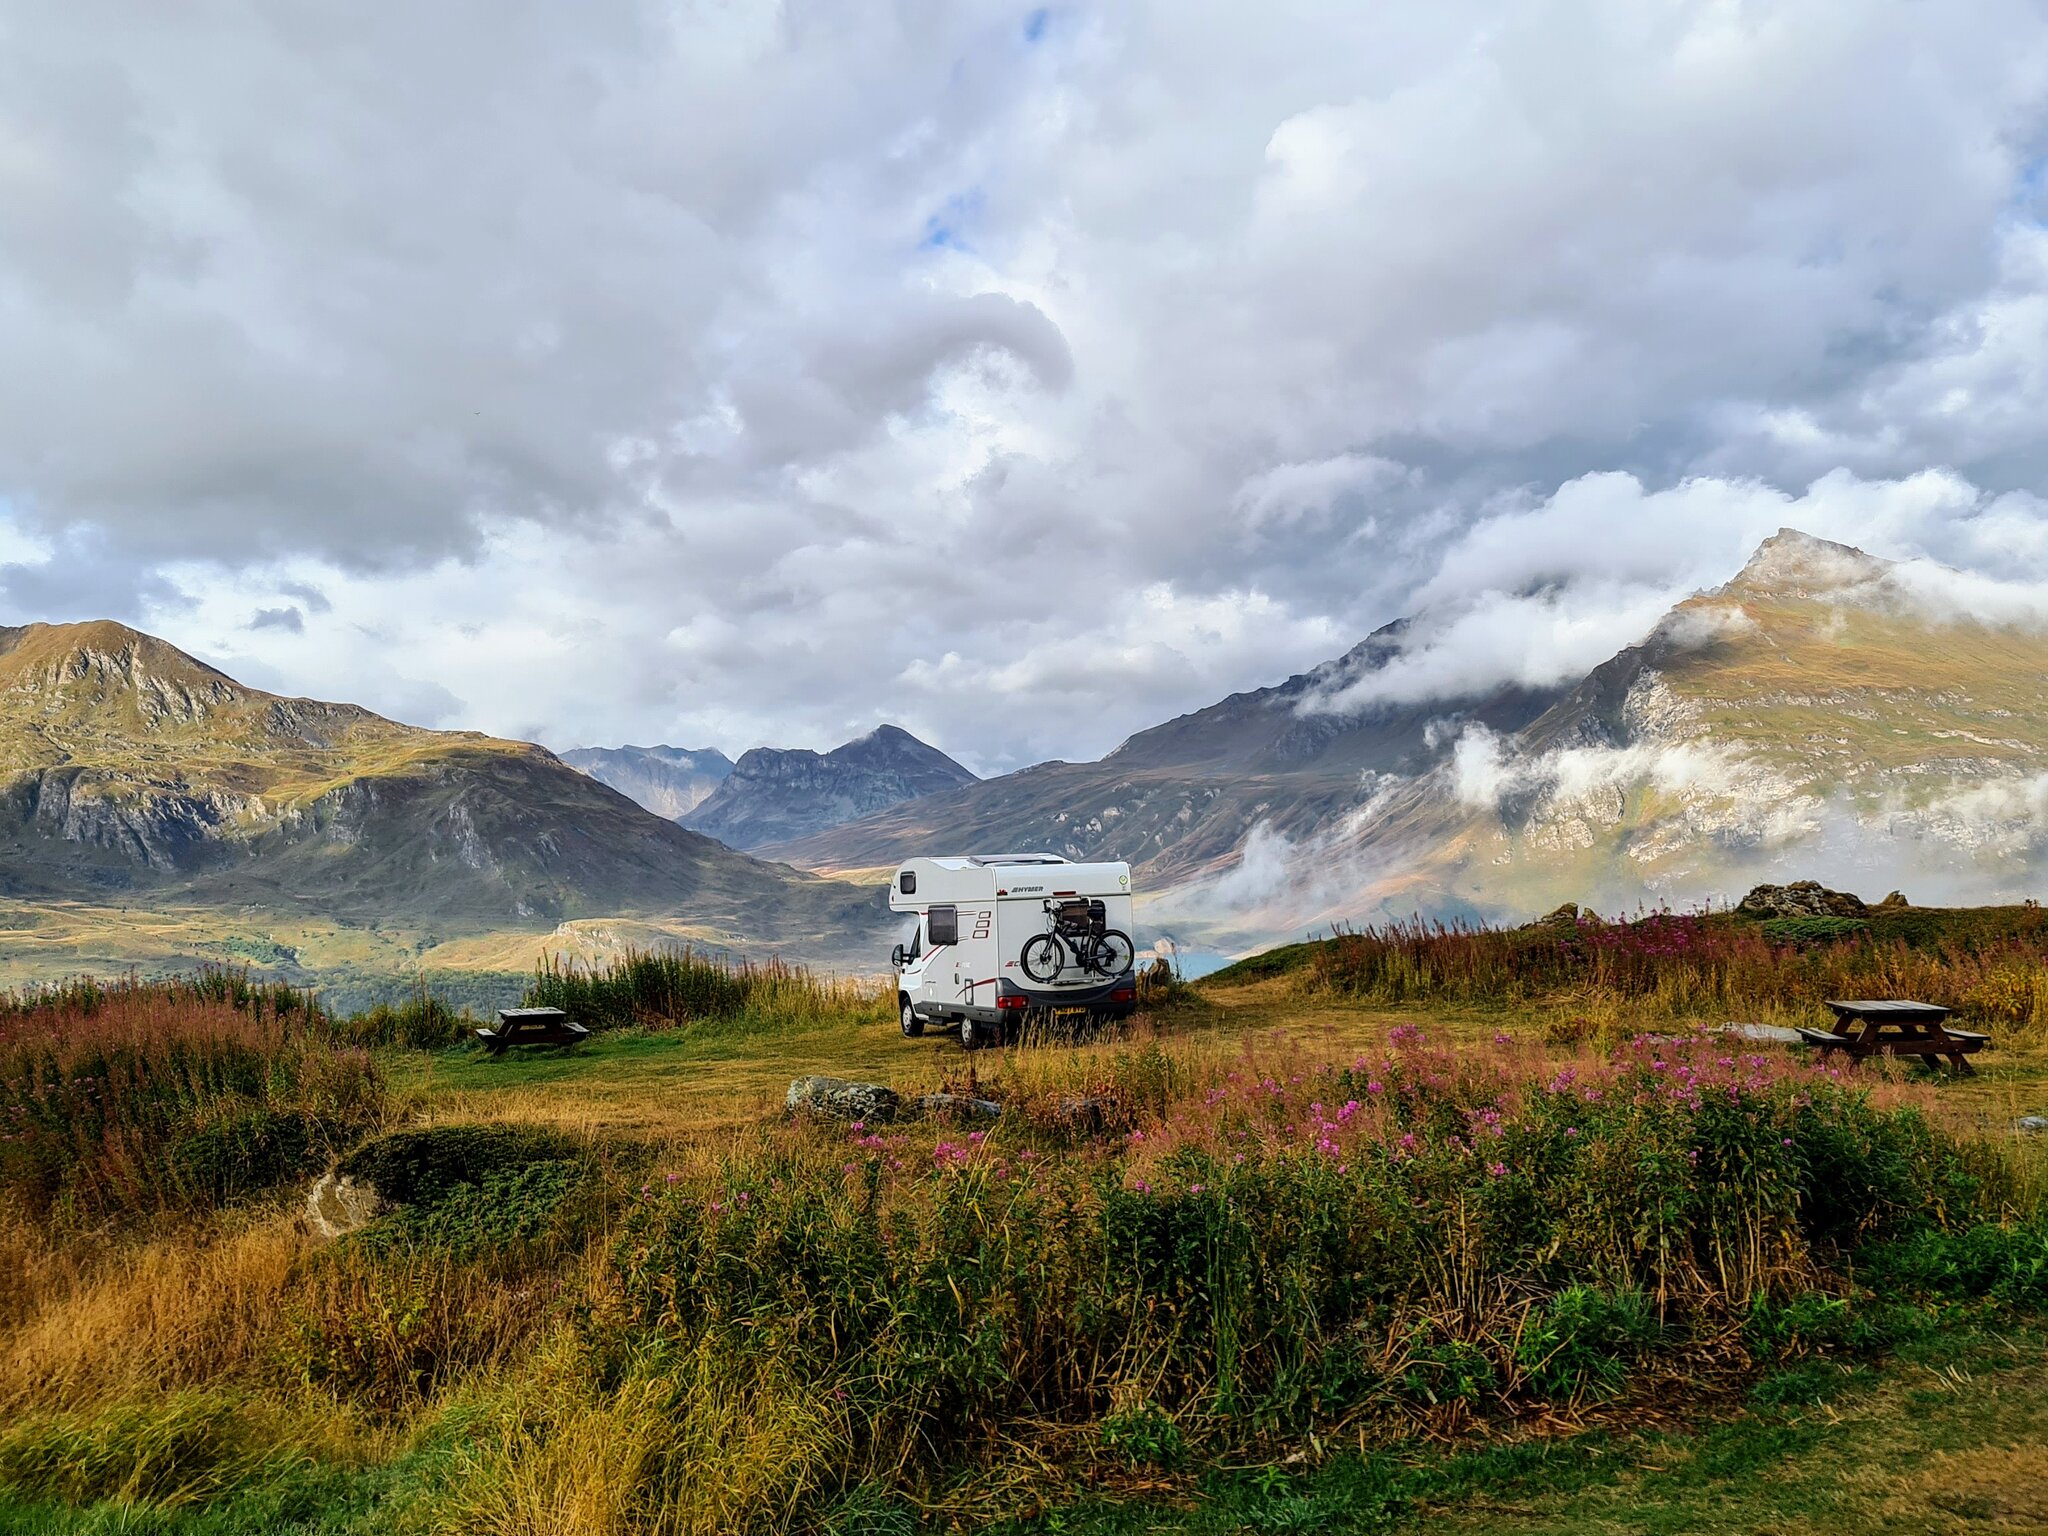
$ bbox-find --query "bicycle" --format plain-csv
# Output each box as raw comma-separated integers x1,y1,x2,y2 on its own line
1019,898,1135,983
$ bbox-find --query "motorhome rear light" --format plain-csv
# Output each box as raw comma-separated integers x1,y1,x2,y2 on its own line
1110,987,1135,1003
996,994,1029,1010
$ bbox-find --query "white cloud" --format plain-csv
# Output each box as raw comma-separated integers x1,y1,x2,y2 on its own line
1,1,2047,769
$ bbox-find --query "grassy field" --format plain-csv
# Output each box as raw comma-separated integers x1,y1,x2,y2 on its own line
2,912,2046,1533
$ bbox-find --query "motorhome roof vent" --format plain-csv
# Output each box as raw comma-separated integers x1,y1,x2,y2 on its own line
968,854,1072,867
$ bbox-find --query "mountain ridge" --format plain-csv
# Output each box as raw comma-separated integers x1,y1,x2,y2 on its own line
681,724,978,849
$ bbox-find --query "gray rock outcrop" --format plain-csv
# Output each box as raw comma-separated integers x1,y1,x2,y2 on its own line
1736,881,1869,918
786,1076,902,1123
304,1170,383,1242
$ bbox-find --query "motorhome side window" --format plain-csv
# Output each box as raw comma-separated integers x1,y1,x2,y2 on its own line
899,871,916,895
927,905,959,946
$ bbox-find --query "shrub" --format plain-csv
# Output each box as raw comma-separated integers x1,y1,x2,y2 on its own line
1514,1286,1661,1401
1856,1219,2048,1308
1759,916,1869,946
336,1123,581,1208
335,979,467,1050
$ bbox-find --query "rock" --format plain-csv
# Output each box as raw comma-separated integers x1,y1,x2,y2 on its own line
1055,1095,1111,1135
915,1092,1003,1121
1736,881,1868,919
786,1076,901,1123
1720,1022,1807,1045
2017,1114,2048,1136
304,1170,383,1242
1876,890,1910,910
1538,902,1582,927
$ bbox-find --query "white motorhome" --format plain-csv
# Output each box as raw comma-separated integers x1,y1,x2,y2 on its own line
889,854,1138,1048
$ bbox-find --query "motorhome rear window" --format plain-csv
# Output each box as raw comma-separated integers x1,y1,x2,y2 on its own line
927,905,958,945
899,871,916,894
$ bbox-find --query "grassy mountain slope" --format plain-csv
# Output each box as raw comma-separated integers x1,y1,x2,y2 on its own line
1274,529,2048,932
0,622,883,979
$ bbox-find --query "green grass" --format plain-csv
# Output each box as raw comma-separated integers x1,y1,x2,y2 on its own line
988,1324,2048,1535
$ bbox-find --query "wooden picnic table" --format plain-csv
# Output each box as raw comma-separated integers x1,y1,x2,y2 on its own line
475,1007,590,1056
1796,999,1988,1075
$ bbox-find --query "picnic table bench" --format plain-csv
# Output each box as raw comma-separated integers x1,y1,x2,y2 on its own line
475,1007,590,1056
1795,999,1988,1075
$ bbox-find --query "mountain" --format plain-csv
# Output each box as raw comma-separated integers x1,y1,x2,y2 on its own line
763,632,1561,879
559,744,732,819
681,725,978,850
1187,529,2048,940
0,622,884,977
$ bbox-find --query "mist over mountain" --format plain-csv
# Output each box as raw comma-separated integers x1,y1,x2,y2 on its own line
774,530,2048,944
560,744,733,820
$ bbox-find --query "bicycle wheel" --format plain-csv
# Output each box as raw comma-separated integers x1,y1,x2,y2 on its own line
1020,933,1066,983
1088,930,1135,977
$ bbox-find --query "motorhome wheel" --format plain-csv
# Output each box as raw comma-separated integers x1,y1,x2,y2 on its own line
959,1015,985,1051
899,998,923,1038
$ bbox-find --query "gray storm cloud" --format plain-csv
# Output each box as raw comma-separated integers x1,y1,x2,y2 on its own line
0,1,2046,769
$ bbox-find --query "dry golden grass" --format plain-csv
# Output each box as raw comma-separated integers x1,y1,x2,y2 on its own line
441,1333,851,1536
0,1214,305,1409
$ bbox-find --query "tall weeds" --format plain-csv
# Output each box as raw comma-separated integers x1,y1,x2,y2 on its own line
1302,907,2048,1038
525,948,889,1034
0,973,384,1227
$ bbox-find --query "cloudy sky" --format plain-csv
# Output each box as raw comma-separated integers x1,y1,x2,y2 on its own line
3,1,2047,775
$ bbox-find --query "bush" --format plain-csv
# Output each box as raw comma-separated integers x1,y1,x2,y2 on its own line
1514,1286,1661,1401
336,1123,581,1207
1759,916,1869,946
1291,905,2048,1035
1857,1219,2048,1308
335,980,467,1049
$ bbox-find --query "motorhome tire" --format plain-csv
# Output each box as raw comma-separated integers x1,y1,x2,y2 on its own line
899,998,924,1038
1090,930,1135,977
1020,933,1066,983
959,1015,984,1051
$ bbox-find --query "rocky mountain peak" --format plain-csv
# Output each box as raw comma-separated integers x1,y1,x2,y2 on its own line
681,725,977,849
1722,528,1889,600
0,619,246,725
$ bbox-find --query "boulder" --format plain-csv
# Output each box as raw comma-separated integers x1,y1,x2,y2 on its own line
1720,1022,1807,1045
1537,901,1582,927
1875,890,1910,910
914,1092,1003,1121
786,1076,901,1123
2018,1114,2048,1136
305,1170,383,1242
1736,881,1868,919
1054,1095,1112,1135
